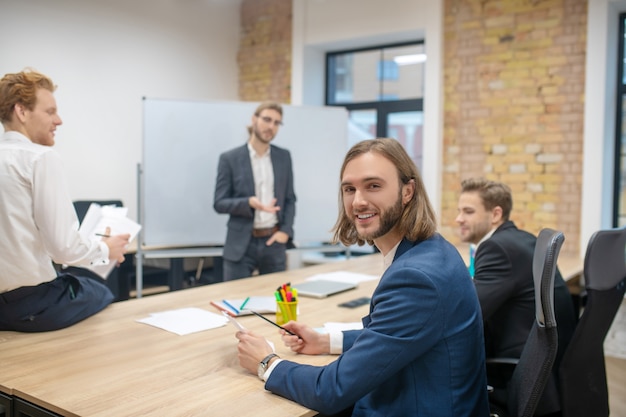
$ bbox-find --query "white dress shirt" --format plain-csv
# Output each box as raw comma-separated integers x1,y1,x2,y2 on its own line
0,131,109,293
248,143,277,229
327,241,398,354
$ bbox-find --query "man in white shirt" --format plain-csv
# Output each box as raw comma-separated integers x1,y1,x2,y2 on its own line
0,69,129,332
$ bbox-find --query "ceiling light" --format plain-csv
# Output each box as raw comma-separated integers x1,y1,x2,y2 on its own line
393,54,427,65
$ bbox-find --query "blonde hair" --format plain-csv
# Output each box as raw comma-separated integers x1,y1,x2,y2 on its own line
0,69,56,124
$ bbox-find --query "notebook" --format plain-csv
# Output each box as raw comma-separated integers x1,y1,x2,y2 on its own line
294,280,358,298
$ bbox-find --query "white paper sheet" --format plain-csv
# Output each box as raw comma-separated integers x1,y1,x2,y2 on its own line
78,203,142,278
136,307,228,335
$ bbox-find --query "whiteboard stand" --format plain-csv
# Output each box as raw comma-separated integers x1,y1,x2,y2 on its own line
135,163,144,298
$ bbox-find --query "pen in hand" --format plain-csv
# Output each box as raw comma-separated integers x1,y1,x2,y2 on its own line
249,310,299,337
95,233,111,238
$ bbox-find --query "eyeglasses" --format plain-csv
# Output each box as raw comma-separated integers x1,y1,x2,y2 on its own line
259,116,283,127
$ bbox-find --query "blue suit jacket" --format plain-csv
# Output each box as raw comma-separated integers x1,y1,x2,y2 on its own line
266,234,489,416
213,144,296,262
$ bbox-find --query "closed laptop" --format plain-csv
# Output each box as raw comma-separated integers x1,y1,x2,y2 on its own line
294,280,357,298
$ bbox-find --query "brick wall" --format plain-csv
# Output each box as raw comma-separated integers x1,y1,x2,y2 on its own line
238,0,292,103
238,0,587,256
441,0,587,257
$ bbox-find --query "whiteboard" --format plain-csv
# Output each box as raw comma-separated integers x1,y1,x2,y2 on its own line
141,98,348,247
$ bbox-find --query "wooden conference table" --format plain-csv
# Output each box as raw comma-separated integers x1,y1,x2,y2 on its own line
0,250,582,417
0,254,385,417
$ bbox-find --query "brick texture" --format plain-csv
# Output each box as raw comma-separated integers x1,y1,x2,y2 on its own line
238,0,292,103
238,0,587,257
442,0,587,257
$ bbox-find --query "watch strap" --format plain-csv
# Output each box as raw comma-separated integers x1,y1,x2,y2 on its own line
260,353,279,367
258,353,279,380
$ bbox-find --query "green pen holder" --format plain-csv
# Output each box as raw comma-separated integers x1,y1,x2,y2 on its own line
276,301,298,325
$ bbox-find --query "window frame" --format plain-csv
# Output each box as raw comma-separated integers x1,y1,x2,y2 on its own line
614,13,626,227
325,40,424,138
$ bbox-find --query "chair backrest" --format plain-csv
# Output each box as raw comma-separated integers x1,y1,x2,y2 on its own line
73,200,123,224
507,228,564,417
559,227,626,417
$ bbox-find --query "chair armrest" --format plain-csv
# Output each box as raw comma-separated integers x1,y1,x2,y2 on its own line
485,357,519,366
485,357,519,384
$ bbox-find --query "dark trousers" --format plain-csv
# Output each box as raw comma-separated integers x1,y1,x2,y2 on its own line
223,238,287,281
0,273,113,332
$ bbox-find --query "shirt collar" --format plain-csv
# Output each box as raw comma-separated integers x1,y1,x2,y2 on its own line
382,240,402,272
2,130,31,143
476,227,497,250
247,142,270,158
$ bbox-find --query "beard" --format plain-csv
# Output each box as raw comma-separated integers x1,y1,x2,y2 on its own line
460,219,492,244
252,123,275,145
357,191,404,241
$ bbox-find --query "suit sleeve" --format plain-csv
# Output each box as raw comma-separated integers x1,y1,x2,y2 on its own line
213,152,254,218
473,239,516,321
265,266,443,415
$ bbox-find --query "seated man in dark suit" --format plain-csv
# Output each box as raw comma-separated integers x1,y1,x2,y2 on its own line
456,177,578,415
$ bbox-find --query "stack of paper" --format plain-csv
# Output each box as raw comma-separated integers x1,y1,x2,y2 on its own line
78,203,142,278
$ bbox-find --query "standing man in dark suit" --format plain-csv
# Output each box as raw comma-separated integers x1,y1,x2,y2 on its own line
233,139,489,416
456,177,577,415
214,102,296,281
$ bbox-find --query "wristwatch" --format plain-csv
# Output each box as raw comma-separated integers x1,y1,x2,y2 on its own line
258,353,280,380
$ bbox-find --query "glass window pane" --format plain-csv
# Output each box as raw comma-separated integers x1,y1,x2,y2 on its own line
350,50,381,103
620,153,626,227
327,42,424,105
387,111,424,170
623,18,626,84
382,44,425,100
348,110,377,148
327,53,354,104
377,60,399,81
328,50,381,104
619,93,626,226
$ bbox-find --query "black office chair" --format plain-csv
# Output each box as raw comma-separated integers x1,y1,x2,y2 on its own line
72,200,124,223
489,228,564,417
558,227,626,417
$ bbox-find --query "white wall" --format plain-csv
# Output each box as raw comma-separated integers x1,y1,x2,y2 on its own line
292,0,444,217
0,0,241,220
582,0,626,251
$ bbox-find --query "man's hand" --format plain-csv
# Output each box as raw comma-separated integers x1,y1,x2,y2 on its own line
280,321,331,355
235,330,275,374
249,196,280,214
267,230,289,246
101,226,130,264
